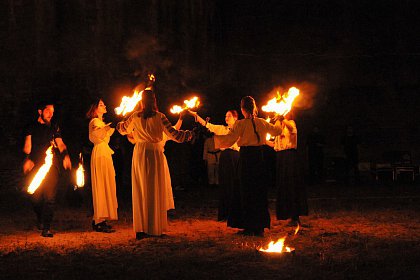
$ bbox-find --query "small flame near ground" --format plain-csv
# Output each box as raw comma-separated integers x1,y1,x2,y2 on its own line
258,224,300,254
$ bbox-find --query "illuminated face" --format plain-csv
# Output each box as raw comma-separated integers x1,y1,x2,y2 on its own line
39,105,54,124
97,100,107,114
225,111,237,127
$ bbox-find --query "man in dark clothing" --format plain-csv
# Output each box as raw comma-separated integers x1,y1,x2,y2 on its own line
23,102,72,237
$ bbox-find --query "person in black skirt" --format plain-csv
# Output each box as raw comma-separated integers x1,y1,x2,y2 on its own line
190,110,240,221
212,96,282,237
273,112,308,226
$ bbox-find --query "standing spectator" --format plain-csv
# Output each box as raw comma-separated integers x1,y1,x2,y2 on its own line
213,96,282,236
203,136,220,187
87,98,118,233
116,90,193,239
273,112,308,227
22,100,72,237
306,125,325,184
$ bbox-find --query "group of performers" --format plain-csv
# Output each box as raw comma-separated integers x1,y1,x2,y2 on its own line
22,90,307,239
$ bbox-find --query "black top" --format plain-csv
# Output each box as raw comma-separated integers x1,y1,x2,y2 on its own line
24,121,62,165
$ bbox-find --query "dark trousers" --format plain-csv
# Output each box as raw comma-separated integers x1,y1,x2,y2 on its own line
31,165,59,230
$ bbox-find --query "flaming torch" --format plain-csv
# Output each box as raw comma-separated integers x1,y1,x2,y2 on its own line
74,153,85,190
27,145,54,194
114,89,143,116
170,96,200,114
262,87,300,117
114,74,155,116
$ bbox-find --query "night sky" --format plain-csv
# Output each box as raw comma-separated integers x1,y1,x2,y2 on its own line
1,0,420,162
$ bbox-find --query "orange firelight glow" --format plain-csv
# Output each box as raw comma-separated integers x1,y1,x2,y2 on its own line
75,153,85,189
258,237,294,253
27,145,53,194
265,117,273,141
262,87,300,116
258,225,300,254
170,96,200,114
114,89,143,116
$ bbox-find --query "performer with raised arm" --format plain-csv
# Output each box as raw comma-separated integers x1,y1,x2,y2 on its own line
190,110,240,221
86,98,118,233
22,100,72,237
211,96,282,237
116,90,193,239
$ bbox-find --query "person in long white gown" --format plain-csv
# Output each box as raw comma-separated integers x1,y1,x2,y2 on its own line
117,90,193,239
87,99,118,233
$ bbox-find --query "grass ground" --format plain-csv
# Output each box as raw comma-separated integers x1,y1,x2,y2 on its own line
0,166,419,280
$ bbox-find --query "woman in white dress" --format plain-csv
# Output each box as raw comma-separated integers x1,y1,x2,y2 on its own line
87,98,118,233
117,90,193,239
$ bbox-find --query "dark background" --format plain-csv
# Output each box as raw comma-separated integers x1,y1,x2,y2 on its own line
1,0,420,166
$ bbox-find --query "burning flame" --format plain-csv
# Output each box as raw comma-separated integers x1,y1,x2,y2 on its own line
115,89,143,116
114,74,155,116
27,145,53,194
262,87,300,116
75,153,85,189
170,96,200,114
258,237,293,253
258,225,300,254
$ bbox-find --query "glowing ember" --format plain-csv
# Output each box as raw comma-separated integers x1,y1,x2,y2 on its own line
170,96,200,114
258,237,294,253
27,145,53,194
114,89,143,116
262,87,300,116
75,153,85,189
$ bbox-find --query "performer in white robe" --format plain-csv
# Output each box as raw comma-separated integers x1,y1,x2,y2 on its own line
117,90,192,238
87,99,118,233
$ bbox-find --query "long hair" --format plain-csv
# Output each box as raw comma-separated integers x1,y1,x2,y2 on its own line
86,98,102,119
241,96,258,118
240,96,260,142
142,90,158,119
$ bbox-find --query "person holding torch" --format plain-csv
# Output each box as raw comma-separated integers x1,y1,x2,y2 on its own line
86,98,118,233
189,110,240,222
116,90,193,239
271,111,308,227
22,100,72,238
211,96,282,237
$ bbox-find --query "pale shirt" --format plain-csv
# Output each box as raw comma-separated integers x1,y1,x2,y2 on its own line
206,123,240,151
214,117,282,149
273,120,297,151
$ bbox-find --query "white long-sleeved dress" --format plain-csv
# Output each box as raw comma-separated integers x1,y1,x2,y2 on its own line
117,111,191,235
89,118,118,224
